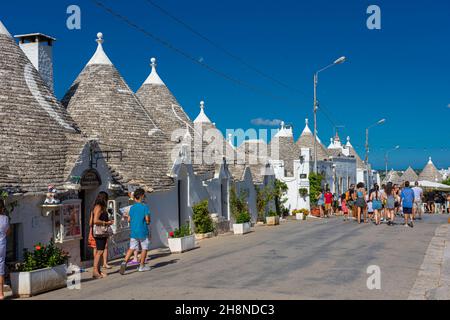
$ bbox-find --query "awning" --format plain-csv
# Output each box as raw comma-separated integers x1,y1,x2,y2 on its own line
418,180,450,191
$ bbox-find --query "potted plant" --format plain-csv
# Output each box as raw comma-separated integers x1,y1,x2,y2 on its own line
168,223,196,253
233,212,251,235
10,240,69,298
192,200,215,240
299,188,309,199
266,210,280,226
293,208,309,220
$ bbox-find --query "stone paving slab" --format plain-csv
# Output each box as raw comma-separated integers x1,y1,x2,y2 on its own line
408,224,450,300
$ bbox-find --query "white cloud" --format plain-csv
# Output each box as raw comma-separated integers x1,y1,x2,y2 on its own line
250,118,283,126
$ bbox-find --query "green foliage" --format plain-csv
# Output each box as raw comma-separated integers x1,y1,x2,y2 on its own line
236,212,251,224
273,179,288,216
299,188,309,198
192,200,214,234
267,210,278,217
0,190,19,215
308,172,324,207
16,239,69,272
256,185,273,221
170,223,192,238
230,187,249,220
442,178,450,186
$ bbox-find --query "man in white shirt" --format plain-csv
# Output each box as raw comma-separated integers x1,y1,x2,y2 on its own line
412,181,424,220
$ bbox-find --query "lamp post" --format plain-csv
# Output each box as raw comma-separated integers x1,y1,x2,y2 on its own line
313,56,346,173
365,118,386,189
385,145,400,176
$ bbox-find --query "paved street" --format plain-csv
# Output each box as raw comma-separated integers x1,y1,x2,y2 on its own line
29,214,449,300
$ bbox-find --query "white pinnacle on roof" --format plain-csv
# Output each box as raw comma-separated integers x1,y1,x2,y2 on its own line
328,138,335,149
345,136,353,147
143,57,165,85
301,118,312,136
0,20,11,37
87,32,113,66
193,100,212,124
274,121,293,138
428,156,433,164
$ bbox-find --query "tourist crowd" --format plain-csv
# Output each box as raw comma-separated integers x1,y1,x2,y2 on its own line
316,181,450,228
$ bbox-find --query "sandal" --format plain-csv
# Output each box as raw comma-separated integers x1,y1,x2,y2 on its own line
103,264,112,269
92,274,103,279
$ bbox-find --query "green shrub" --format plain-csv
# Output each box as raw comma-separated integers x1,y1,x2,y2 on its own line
309,172,324,207
169,223,192,238
236,212,251,224
16,239,69,272
230,187,249,221
267,210,278,217
192,200,214,234
299,188,308,198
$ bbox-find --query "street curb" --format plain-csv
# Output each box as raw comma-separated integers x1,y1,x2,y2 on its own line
408,224,450,300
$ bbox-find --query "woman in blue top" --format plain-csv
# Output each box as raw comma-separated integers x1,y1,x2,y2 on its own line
355,182,367,224
317,189,325,218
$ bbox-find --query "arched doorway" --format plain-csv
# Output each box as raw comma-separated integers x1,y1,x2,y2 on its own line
79,169,101,261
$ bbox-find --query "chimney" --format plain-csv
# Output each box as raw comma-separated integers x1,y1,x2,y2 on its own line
14,33,56,93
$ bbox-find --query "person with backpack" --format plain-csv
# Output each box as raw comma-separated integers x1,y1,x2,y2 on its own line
355,183,367,224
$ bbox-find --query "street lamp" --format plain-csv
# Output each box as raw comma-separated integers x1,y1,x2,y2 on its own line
313,56,346,173
385,145,400,176
365,118,386,188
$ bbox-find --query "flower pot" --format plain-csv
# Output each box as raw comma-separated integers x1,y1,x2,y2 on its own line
233,222,251,235
195,232,213,240
311,207,321,217
10,264,67,298
168,234,196,253
296,213,304,220
266,216,280,226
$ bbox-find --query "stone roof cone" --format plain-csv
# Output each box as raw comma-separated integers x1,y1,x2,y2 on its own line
0,20,81,193
62,33,174,191
418,157,443,182
400,166,419,183
382,169,402,185
296,118,329,161
136,57,212,175
270,121,299,177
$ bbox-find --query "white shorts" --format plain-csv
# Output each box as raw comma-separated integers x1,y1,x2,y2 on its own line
130,238,150,251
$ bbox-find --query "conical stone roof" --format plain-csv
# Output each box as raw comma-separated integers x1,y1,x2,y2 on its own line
296,118,329,162
62,33,173,191
400,166,419,183
0,21,80,193
418,157,443,182
382,169,402,185
136,59,216,177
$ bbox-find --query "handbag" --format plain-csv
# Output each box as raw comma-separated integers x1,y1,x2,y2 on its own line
93,223,112,238
90,209,112,238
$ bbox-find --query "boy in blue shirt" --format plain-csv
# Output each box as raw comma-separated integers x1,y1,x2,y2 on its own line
401,181,415,228
120,188,151,274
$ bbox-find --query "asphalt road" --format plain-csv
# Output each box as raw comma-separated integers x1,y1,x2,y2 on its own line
30,214,449,300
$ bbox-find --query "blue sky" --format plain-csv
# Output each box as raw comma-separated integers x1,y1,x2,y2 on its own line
2,0,449,170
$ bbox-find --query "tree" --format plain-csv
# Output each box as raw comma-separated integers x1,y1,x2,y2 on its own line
273,179,288,216
308,172,324,208
230,186,249,220
256,185,272,222
442,178,450,186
